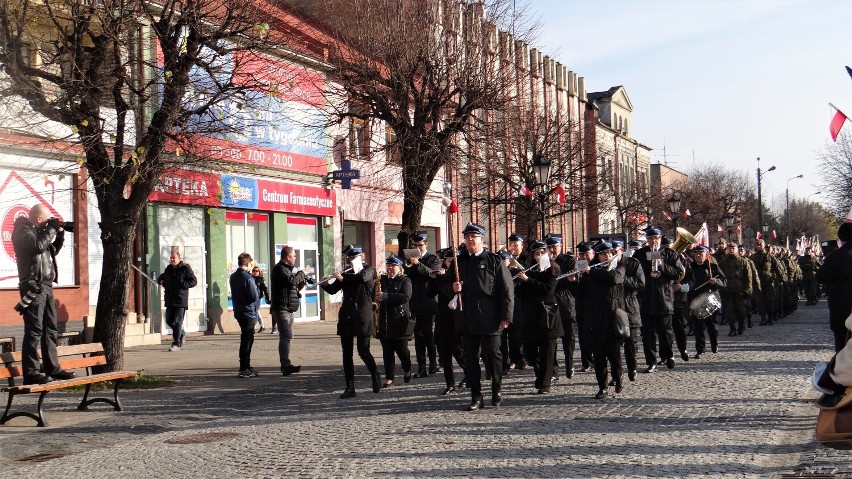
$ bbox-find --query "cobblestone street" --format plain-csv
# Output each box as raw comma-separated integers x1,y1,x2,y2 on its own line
1,300,850,478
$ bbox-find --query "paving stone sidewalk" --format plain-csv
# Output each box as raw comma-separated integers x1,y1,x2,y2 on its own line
1,301,850,478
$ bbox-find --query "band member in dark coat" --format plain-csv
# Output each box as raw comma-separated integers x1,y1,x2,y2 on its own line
670,247,692,363
515,241,562,394
573,243,596,371
376,255,414,387
502,233,527,372
403,231,442,377
320,245,382,399
687,245,726,358
430,248,466,395
579,242,627,399
816,222,852,351
613,241,644,382
453,223,514,411
635,226,684,373
547,234,577,379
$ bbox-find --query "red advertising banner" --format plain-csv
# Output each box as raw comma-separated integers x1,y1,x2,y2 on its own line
149,170,221,206
184,136,328,176
256,179,335,217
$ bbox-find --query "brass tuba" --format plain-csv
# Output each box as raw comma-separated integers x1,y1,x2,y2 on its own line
672,227,698,254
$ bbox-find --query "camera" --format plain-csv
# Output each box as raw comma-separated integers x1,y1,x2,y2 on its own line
61,221,75,232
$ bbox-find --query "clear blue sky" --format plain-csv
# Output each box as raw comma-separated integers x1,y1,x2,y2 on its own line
533,0,852,213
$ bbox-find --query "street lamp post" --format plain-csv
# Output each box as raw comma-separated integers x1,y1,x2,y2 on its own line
724,213,735,242
785,174,803,246
667,194,681,235
532,153,551,240
756,157,776,236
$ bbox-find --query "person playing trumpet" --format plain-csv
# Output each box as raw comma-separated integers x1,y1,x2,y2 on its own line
375,254,414,387
402,231,442,378
320,245,382,398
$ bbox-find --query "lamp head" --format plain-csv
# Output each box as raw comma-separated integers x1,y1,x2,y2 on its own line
768,166,776,172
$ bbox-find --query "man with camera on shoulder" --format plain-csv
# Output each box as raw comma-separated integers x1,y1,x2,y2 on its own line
11,204,76,385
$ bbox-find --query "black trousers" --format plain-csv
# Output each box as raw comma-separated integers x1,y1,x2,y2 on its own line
559,316,577,373
622,321,641,373
524,337,556,389
21,284,61,377
576,316,594,368
435,318,465,386
672,307,689,355
380,338,412,380
640,313,674,366
165,307,187,347
693,313,719,354
500,323,524,370
413,313,437,368
463,334,502,401
593,337,624,391
235,315,256,371
340,335,378,381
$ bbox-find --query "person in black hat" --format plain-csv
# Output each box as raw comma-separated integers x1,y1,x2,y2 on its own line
687,245,726,358
320,245,382,398
634,226,684,372
402,230,442,378
515,240,562,393
375,254,414,387
430,248,467,394
816,222,852,351
718,241,754,337
502,233,527,373
573,242,596,371
453,222,514,410
612,240,645,382
546,234,578,379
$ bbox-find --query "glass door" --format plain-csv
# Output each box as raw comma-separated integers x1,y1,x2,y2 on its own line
280,241,321,322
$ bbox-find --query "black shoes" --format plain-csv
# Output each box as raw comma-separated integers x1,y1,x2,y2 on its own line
340,381,356,399
457,377,467,388
680,351,690,362
23,374,52,385
711,344,718,353
728,330,737,337
382,380,394,389
52,370,77,380
281,365,301,376
645,365,657,374
403,371,412,383
371,372,382,393
414,364,428,379
666,358,675,369
441,386,456,395
614,382,624,394
628,370,637,382
491,394,502,407
466,399,484,411
428,364,442,375
595,389,607,399
566,368,575,379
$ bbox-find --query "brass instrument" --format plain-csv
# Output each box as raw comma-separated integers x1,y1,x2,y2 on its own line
650,254,662,278
672,227,698,254
507,256,525,270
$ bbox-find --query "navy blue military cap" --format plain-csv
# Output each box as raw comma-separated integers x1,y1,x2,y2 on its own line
593,242,614,253
545,234,562,246
528,240,547,252
692,244,709,253
386,254,404,266
411,231,428,242
498,250,512,260
508,233,524,242
462,222,485,236
343,245,363,257
660,236,673,246
644,226,663,237
611,240,624,249
627,239,644,249
576,243,593,253
738,244,745,251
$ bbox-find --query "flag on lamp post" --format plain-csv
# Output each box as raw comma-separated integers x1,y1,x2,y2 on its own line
682,209,691,218
717,224,725,232
756,232,763,240
771,230,777,239
518,183,532,197
830,103,849,141
662,211,672,221
554,182,566,205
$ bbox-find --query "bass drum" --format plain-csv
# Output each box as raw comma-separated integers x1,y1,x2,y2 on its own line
689,291,722,319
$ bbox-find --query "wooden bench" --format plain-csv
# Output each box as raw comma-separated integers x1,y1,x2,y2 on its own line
1,343,137,427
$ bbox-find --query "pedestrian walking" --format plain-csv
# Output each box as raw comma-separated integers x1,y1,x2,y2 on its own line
158,250,198,351
270,246,309,376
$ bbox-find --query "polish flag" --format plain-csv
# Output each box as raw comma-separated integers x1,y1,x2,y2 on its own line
662,211,672,221
695,222,710,246
682,209,691,218
554,182,566,205
518,183,532,197
756,232,763,240
771,230,777,239
830,103,849,141
717,224,725,232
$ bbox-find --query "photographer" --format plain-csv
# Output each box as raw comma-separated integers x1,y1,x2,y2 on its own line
11,205,76,385
270,246,310,376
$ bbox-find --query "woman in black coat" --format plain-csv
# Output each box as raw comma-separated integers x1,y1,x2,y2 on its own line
515,241,562,394
579,242,627,399
320,245,381,398
376,255,414,387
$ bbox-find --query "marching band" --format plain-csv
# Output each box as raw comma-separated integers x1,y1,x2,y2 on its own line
320,222,822,408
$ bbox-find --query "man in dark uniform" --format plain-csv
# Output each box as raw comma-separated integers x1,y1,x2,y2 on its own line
403,230,441,377
751,239,785,325
453,223,514,411
635,226,684,372
547,234,578,379
687,245,726,358
799,247,822,306
613,240,644,381
502,233,527,372
816,223,852,352
718,242,753,336
573,243,596,372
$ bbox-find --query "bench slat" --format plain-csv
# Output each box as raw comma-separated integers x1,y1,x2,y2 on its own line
55,343,104,356
0,351,22,364
0,365,24,380
58,356,108,371
1,371,137,393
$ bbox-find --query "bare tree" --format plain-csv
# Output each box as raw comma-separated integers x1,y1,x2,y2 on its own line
290,0,536,247
817,131,852,221
668,163,757,236
0,0,284,369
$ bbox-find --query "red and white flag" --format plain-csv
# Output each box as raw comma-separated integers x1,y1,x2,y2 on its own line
771,230,777,239
695,222,710,246
682,209,691,218
830,103,849,141
554,182,566,205
518,183,532,197
662,211,672,221
717,224,725,232
756,232,763,240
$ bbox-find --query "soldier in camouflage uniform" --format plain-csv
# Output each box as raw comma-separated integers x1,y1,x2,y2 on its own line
782,249,802,315
718,242,753,336
798,247,822,305
740,246,761,330
751,239,785,326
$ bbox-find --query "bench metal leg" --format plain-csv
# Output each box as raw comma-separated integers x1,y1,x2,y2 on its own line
0,390,49,427
78,379,125,412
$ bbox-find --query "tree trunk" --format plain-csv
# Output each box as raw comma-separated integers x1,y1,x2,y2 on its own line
92,215,138,372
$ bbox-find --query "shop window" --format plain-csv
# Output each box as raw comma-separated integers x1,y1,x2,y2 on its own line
225,211,270,276
343,220,373,264
286,216,318,242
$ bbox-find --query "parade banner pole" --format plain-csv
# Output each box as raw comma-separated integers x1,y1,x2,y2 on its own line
443,182,463,311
